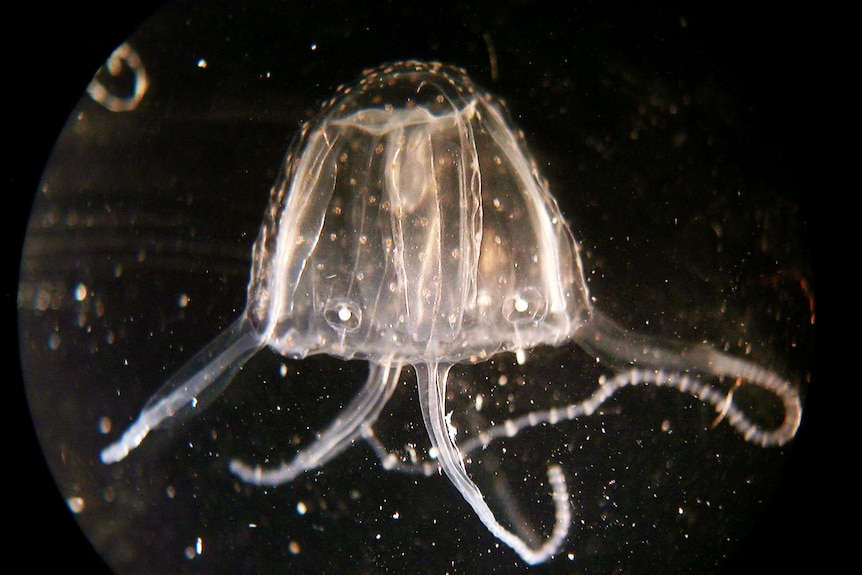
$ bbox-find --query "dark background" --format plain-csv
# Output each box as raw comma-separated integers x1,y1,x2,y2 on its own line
10,1,832,573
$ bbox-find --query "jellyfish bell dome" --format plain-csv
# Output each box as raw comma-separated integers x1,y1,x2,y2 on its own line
246,61,591,366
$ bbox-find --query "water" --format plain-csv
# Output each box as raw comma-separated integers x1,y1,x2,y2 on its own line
15,3,814,574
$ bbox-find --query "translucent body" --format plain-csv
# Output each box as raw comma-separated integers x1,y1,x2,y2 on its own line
245,61,587,363
101,61,802,565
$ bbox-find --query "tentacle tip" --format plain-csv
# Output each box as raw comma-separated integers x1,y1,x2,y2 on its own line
228,459,255,479
99,440,133,465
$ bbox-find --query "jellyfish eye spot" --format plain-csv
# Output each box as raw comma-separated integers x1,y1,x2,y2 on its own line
502,288,547,324
323,298,363,332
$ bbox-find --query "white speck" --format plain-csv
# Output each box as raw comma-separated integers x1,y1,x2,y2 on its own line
392,511,400,519
310,43,318,51
73,283,88,301
296,501,307,515
47,333,61,351
445,412,457,441
184,537,203,560
66,496,85,513
197,58,207,69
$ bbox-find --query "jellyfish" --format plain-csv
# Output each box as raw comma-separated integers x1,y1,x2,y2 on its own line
100,60,801,565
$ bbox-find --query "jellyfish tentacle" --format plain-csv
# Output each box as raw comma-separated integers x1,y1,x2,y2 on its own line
101,318,263,464
456,363,800,460
573,310,801,446
679,348,802,446
229,362,402,485
416,361,570,566
363,418,571,555
362,427,440,476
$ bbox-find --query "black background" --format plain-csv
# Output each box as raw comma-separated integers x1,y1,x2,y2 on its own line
10,1,832,573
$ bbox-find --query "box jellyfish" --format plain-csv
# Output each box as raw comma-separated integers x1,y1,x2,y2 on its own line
100,61,801,565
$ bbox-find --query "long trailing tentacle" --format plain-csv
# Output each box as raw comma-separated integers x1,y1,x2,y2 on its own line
415,361,570,566
101,317,264,464
229,362,402,485
458,365,800,458
365,358,799,484
572,310,801,446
